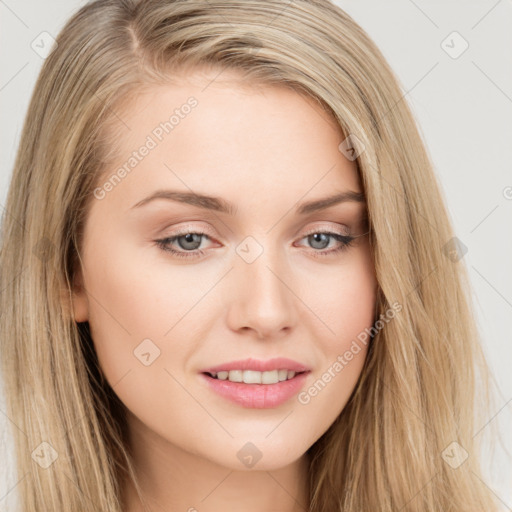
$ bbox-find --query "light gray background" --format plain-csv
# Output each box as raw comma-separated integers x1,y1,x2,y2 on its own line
1,0,511,510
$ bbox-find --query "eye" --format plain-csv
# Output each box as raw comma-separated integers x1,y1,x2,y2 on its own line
155,230,213,259
154,228,359,260
295,230,356,258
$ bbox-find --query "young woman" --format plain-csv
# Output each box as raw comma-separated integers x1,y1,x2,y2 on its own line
0,0,500,511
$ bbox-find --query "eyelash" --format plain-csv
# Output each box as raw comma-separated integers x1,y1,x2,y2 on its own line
155,228,356,260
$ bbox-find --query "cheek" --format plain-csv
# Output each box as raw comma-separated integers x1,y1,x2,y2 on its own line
81,241,173,382
310,247,377,341
295,253,376,432
296,342,369,444
82,243,203,431
82,238,221,392
85,239,206,338
326,252,376,371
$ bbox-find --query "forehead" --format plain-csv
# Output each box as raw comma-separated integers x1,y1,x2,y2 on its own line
93,71,362,216
108,67,345,155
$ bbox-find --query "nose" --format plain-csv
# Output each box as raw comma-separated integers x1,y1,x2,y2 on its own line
225,243,299,340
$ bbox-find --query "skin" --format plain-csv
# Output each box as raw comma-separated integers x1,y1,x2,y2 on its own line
72,68,378,512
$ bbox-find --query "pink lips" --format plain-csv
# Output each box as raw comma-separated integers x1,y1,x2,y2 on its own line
199,357,311,409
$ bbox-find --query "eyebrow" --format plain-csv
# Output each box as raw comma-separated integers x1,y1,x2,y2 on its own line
130,189,366,215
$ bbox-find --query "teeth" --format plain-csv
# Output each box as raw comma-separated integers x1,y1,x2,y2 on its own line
227,370,243,382
263,370,280,384
210,369,300,384
244,370,263,384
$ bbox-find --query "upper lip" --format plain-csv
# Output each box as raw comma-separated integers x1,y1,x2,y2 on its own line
201,357,311,374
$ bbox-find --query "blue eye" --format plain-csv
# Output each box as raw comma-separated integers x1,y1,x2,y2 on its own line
155,230,356,260
300,232,356,257
155,231,209,259
155,231,210,259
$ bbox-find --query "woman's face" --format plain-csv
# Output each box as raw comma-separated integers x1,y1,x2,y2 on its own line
73,69,377,472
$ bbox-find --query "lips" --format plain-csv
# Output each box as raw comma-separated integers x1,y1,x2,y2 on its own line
198,357,312,408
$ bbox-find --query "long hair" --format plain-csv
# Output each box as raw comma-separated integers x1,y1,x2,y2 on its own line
0,0,500,510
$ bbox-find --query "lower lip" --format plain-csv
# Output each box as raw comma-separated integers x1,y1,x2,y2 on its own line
200,372,310,409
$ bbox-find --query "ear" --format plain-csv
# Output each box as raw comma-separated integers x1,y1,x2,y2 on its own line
71,267,89,323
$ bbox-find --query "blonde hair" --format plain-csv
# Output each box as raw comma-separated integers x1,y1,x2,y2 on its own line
0,0,500,510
